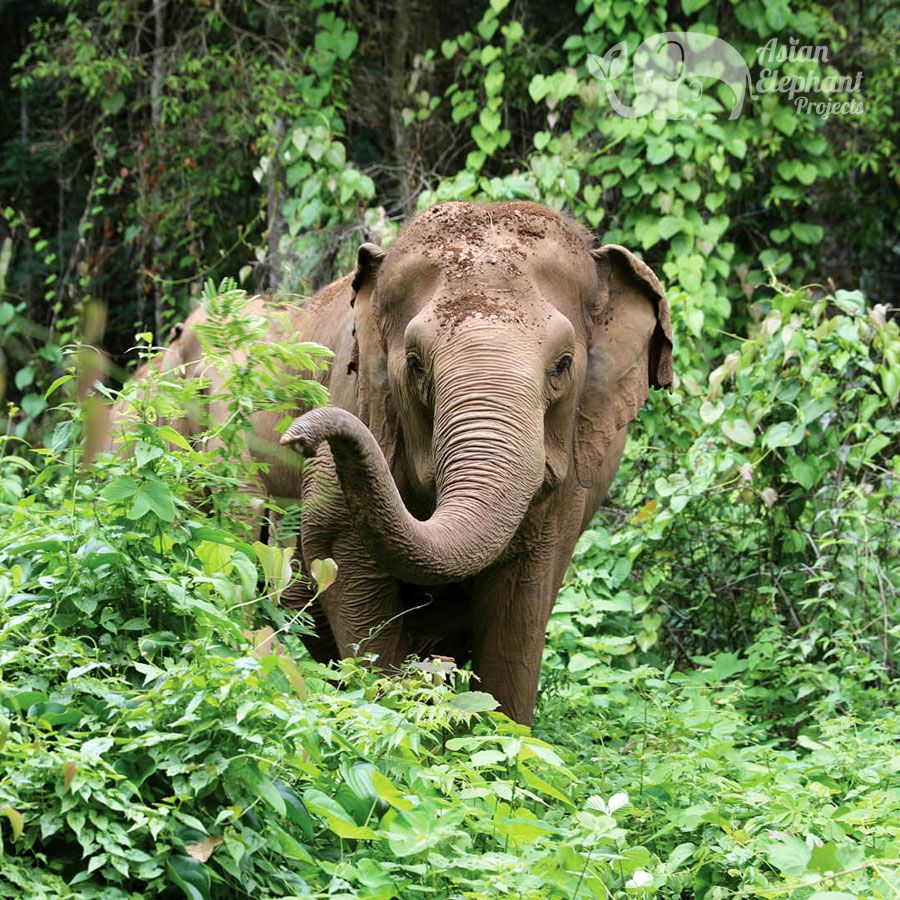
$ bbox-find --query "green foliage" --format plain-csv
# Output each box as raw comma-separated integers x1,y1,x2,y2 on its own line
537,662,899,899
550,283,898,728
0,2,897,896
2,281,897,898
412,0,893,386
2,0,896,428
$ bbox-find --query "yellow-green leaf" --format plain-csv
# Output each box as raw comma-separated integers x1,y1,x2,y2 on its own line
369,770,414,811
157,425,193,451
276,655,308,701
2,805,24,841
304,789,380,840
310,557,337,593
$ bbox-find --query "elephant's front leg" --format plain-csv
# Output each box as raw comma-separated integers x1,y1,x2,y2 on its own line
321,532,408,666
469,545,561,726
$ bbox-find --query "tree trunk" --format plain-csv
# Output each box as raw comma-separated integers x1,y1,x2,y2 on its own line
149,0,165,343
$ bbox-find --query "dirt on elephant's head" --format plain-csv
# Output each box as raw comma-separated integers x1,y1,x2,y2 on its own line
384,201,594,294
434,291,527,336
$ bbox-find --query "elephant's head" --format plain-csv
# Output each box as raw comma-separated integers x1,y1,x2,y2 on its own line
282,202,671,585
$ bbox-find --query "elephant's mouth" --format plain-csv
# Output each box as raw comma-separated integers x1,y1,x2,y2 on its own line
535,459,564,502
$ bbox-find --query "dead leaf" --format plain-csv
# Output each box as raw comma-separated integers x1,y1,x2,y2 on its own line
629,498,658,524
760,487,778,508
63,761,78,789
186,835,224,863
411,656,457,676
245,626,285,660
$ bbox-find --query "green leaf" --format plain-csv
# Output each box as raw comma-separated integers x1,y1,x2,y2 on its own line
699,400,724,424
767,834,811,875
677,182,701,202
772,106,797,135
140,479,176,522
21,393,46,419
167,855,211,900
101,475,139,503
479,107,501,134
647,140,674,165
157,425,193,451
44,374,74,399
724,136,747,159
14,367,34,390
256,777,287,817
370,770,415,811
762,421,805,449
788,456,818,489
790,222,824,244
528,75,548,103
721,418,754,447
343,762,378,803
667,842,695,871
449,691,499,712
274,781,314,838
304,789,380,840
101,91,125,116
134,441,164,468
518,763,574,807
270,822,314,863
485,67,504,97
277,655,308,700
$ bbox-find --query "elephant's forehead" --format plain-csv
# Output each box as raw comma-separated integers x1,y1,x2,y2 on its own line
388,201,593,286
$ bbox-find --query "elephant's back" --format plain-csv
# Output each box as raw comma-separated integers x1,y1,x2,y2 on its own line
252,274,359,502
298,273,358,409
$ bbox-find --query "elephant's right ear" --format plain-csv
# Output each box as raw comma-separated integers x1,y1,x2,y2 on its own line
574,245,673,488
349,242,399,470
351,243,387,302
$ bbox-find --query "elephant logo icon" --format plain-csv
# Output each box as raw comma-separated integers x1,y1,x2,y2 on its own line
587,32,754,119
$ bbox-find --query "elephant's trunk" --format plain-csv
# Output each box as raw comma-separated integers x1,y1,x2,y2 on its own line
281,385,545,586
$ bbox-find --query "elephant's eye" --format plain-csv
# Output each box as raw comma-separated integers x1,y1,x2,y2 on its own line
552,354,573,378
406,352,426,378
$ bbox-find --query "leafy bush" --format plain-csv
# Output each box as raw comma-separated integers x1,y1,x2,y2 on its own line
538,661,899,898
547,282,898,730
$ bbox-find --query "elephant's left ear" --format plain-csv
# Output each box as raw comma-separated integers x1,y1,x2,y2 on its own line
574,245,673,488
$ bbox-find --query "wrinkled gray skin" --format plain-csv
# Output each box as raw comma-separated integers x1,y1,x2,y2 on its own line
280,201,672,724
100,201,672,725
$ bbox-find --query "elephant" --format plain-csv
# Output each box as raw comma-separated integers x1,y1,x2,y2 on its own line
587,31,754,120
278,201,672,724
94,201,672,725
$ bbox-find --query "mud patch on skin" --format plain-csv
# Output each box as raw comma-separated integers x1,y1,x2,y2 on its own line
380,200,597,311
395,200,593,260
435,292,527,336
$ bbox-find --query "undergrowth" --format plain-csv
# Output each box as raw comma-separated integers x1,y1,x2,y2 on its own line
0,281,897,898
